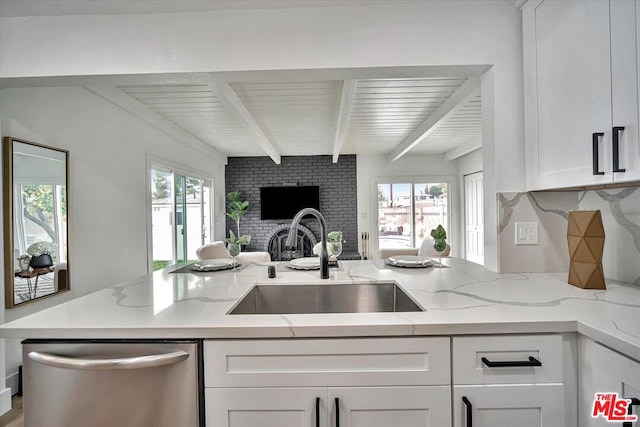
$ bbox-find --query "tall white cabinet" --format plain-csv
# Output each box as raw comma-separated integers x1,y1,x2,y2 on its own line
523,0,640,190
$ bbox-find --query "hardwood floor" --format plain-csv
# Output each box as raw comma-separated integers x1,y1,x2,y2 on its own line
0,396,23,427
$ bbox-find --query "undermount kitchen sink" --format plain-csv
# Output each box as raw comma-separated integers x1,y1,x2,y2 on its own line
228,282,424,315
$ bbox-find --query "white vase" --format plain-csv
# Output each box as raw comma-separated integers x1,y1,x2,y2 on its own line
18,257,30,271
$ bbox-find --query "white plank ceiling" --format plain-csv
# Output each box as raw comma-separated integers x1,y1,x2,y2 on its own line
118,76,482,161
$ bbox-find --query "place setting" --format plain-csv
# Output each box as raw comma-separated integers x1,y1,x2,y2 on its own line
171,258,247,274
382,255,448,269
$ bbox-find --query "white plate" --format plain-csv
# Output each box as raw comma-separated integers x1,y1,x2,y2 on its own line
287,257,321,270
385,255,432,268
190,258,236,272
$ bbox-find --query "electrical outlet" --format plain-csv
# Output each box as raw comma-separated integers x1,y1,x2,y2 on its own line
515,222,538,245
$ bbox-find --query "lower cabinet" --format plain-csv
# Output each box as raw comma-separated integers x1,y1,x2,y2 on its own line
578,336,640,427
452,334,566,427
453,384,565,427
203,334,571,427
206,386,451,427
203,337,451,427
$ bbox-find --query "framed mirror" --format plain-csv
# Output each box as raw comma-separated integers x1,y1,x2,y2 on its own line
3,137,70,307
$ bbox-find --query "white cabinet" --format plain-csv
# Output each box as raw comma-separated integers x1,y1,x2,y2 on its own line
578,336,640,427
204,337,451,427
523,0,640,190
331,387,450,427
206,388,326,427
452,334,565,427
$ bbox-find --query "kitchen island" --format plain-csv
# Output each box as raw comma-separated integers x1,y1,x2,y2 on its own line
2,258,639,359
2,259,640,427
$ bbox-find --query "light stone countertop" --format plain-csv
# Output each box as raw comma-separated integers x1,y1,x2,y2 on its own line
2,259,640,361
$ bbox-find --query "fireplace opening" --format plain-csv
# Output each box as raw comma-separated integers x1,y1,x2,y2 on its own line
265,224,318,261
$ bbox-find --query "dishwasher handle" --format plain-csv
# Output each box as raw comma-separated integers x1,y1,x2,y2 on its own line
28,350,189,370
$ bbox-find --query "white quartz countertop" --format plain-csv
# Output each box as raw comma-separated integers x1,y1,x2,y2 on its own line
2,259,640,361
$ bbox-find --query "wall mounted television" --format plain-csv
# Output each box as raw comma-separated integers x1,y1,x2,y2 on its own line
260,186,321,220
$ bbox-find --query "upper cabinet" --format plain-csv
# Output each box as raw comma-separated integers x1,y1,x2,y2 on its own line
523,0,640,190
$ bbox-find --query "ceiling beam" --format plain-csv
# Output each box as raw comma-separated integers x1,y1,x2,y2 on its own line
443,135,482,162
85,85,227,162
214,82,281,165
332,80,356,163
388,76,481,162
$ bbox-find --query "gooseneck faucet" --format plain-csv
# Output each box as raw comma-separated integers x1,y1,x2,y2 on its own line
286,208,329,279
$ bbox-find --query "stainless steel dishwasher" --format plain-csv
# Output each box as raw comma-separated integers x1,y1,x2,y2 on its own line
22,339,203,427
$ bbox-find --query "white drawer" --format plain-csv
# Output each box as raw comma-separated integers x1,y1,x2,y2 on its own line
453,334,563,385
204,337,450,387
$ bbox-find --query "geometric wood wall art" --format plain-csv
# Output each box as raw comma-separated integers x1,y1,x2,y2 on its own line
567,210,606,289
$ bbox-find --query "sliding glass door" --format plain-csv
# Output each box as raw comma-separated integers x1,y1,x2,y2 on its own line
150,166,211,271
377,181,449,250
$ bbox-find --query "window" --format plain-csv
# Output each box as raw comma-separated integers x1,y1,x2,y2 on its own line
377,181,449,250
150,165,212,271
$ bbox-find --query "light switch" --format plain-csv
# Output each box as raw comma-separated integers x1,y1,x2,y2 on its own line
515,222,538,245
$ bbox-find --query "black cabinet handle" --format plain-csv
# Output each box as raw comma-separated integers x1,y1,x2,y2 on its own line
613,126,626,172
316,397,320,427
481,356,542,368
335,397,340,427
623,397,640,427
462,396,472,427
593,132,605,175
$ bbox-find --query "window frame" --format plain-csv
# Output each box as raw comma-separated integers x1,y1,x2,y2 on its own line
371,175,455,258
145,155,214,273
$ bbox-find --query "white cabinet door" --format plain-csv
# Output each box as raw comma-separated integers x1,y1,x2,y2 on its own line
578,337,640,427
206,388,326,427
611,0,640,183
524,0,613,190
453,384,565,427
330,386,451,427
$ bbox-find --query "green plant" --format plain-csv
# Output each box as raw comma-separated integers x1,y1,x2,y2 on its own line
327,231,344,243
226,230,251,246
430,225,447,241
430,225,447,253
225,191,251,245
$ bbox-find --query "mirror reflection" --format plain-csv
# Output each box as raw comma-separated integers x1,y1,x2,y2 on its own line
4,137,70,307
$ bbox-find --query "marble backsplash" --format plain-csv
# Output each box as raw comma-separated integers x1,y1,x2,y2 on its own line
498,187,640,285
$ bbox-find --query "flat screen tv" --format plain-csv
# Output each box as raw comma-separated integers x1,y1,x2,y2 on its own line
260,186,320,220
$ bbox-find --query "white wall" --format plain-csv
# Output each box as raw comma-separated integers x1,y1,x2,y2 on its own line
0,1,525,272
357,154,460,259
0,86,226,394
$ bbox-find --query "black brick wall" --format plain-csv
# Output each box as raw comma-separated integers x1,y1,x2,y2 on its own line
224,155,358,254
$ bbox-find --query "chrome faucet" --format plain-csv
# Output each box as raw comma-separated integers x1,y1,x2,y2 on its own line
286,208,329,279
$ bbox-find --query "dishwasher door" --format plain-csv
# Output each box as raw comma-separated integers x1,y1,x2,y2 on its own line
22,339,203,427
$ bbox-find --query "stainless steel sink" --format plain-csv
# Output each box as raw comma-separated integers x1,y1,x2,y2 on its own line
228,282,424,315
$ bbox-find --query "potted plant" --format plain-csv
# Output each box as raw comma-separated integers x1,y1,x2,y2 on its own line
26,241,56,269
313,230,346,260
225,191,251,251
430,225,447,266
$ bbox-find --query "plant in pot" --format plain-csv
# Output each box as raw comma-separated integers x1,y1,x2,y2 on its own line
225,191,251,257
430,225,447,267
313,230,346,261
26,241,56,269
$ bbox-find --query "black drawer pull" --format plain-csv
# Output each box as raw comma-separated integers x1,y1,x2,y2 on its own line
623,397,640,427
593,132,605,175
315,397,320,427
613,126,626,172
462,396,472,427
335,397,340,427
481,356,542,368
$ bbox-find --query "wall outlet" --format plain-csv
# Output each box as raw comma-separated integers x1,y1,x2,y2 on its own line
515,222,538,245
